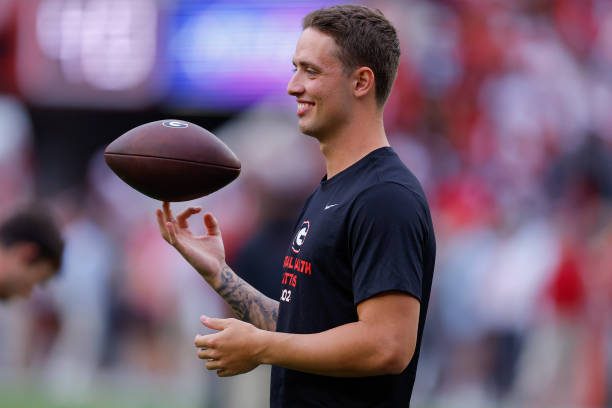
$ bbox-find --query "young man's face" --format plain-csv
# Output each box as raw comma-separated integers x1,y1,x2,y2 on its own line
0,244,55,301
287,28,355,140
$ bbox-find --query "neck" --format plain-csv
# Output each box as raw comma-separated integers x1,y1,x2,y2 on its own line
319,112,389,179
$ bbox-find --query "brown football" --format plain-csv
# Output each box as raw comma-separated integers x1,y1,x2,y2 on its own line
104,119,241,202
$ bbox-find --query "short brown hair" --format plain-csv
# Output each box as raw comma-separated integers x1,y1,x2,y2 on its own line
0,206,64,271
303,5,400,107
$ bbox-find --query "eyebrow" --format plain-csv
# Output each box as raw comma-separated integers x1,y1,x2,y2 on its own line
292,59,323,72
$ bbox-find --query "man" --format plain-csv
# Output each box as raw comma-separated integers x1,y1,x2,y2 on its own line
0,206,64,301
157,5,436,406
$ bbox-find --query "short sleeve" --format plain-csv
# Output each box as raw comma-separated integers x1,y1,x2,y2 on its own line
348,182,428,305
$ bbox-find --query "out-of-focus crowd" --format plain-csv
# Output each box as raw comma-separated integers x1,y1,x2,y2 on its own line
0,1,611,407
383,1,612,406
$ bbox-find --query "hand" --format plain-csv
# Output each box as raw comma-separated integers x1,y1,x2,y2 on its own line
156,202,226,283
194,315,265,377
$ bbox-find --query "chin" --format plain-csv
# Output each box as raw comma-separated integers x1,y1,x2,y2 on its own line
299,123,315,137
298,121,324,140
304,130,336,145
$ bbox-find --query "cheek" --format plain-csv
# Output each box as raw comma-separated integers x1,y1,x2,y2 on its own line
326,89,352,119
309,79,353,122
4,266,21,284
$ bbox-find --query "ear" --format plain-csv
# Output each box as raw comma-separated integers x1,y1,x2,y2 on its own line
352,67,375,100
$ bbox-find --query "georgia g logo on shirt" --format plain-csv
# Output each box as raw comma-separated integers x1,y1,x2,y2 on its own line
291,220,310,254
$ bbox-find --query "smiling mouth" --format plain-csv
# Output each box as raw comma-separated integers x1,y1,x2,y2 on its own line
297,102,314,116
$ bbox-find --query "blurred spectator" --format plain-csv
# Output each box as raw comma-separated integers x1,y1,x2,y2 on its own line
0,204,64,301
0,204,64,380
0,96,34,213
41,189,114,404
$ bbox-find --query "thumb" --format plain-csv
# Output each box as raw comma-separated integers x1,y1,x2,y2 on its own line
200,314,228,331
203,213,221,236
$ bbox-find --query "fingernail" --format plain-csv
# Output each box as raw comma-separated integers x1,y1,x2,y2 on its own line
200,315,208,322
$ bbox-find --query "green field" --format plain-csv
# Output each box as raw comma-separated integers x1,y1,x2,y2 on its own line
0,382,200,408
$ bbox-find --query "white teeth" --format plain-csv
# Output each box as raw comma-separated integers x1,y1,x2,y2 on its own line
297,103,312,114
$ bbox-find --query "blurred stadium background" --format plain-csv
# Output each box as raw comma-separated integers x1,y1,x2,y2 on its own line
0,0,611,407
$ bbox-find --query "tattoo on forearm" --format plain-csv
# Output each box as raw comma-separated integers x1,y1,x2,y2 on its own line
216,265,279,331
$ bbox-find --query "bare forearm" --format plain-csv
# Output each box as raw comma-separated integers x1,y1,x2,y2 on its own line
208,264,279,331
258,321,412,377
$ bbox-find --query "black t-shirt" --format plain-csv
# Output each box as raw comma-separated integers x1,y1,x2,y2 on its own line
271,147,436,407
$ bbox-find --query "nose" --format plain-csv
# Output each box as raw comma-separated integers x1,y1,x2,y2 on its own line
287,71,304,97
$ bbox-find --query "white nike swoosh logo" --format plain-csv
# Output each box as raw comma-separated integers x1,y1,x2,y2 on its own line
324,203,340,210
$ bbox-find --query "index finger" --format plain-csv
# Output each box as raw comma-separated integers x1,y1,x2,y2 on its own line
162,201,175,222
